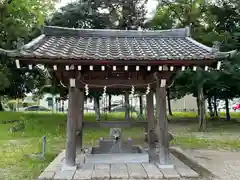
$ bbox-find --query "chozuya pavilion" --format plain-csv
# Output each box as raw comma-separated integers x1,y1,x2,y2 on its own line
0,26,236,179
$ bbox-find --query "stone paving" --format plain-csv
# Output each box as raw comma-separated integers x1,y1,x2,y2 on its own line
38,150,200,180
182,149,240,180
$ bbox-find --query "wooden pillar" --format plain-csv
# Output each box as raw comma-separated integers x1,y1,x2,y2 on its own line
76,89,84,152
124,91,130,120
155,78,169,165
65,87,78,167
146,90,156,162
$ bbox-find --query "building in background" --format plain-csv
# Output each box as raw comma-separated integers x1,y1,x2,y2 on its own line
22,93,200,113
170,94,198,112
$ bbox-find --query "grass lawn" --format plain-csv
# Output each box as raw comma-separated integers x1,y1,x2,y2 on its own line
0,111,240,179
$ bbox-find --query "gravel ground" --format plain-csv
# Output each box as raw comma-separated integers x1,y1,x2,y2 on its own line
183,149,240,180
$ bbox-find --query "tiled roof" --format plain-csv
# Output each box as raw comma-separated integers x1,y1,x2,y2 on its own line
0,26,233,61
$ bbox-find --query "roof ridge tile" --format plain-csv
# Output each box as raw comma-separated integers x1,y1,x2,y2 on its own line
43,26,189,38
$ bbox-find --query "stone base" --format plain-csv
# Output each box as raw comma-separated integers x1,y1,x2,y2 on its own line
61,163,77,171
156,163,175,169
85,153,149,164
37,149,202,180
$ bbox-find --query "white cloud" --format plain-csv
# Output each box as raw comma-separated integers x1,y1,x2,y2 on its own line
146,0,158,18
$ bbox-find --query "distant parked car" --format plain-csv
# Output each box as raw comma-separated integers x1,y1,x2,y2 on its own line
233,104,240,110
101,103,121,111
24,105,51,111
64,107,95,113
111,104,137,112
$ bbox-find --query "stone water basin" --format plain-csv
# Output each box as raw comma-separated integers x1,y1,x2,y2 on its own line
85,137,149,164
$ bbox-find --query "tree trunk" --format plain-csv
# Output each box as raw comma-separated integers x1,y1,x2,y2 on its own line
94,96,100,121
196,96,200,117
17,98,20,112
108,94,112,112
198,86,206,131
62,100,64,112
124,92,130,120
0,101,4,111
139,95,143,116
225,98,231,121
52,95,54,113
207,96,214,119
213,95,219,117
166,88,173,116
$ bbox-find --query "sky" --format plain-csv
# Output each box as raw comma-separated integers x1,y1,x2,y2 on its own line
56,0,158,19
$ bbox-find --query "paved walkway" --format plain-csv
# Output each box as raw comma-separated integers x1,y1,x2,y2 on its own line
38,150,200,180
183,149,240,180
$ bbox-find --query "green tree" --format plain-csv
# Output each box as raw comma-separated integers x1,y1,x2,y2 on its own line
0,0,58,109
150,0,239,129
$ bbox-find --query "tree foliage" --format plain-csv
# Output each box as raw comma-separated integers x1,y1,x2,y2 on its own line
151,0,240,121
0,0,58,99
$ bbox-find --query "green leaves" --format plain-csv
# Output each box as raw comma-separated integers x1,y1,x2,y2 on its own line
151,0,240,102
0,0,58,99
48,0,148,30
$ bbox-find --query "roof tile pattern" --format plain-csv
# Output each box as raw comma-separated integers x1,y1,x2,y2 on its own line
14,26,217,61
27,36,214,60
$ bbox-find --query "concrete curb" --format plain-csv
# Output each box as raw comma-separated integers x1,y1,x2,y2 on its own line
170,147,221,180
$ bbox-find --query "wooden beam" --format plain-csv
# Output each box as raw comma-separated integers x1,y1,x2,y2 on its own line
53,70,174,91
146,90,156,163
76,88,84,152
78,79,151,88
65,87,78,167
18,57,217,66
146,72,172,81
59,70,172,83
81,121,148,128
155,77,169,165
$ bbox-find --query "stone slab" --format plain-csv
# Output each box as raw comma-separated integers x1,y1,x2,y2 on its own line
92,164,110,179
170,154,199,178
54,170,75,180
142,163,163,179
110,164,129,179
45,151,65,172
158,167,180,179
86,153,149,164
38,149,202,180
76,154,85,164
55,151,66,163
73,164,94,180
38,171,55,180
61,164,77,171
127,164,148,179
